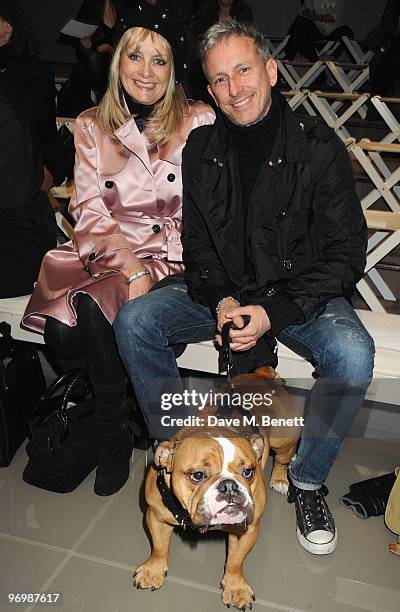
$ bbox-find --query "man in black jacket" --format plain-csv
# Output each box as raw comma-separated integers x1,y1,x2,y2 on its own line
115,20,374,556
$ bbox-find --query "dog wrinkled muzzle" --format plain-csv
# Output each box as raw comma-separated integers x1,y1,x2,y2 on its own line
196,478,255,527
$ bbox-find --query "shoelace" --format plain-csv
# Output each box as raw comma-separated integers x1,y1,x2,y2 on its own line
296,485,332,531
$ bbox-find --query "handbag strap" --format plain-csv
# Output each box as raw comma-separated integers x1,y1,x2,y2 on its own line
59,370,90,422
33,369,90,422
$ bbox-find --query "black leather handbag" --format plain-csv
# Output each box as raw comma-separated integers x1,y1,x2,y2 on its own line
23,369,99,493
0,322,46,467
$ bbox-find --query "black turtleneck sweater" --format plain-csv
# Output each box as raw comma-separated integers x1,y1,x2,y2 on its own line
221,99,305,334
123,90,155,132
222,101,280,280
223,99,280,228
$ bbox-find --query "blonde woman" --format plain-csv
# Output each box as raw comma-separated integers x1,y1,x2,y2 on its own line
23,3,214,496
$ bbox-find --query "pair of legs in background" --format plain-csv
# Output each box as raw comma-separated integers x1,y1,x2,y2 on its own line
114,283,375,554
45,293,134,496
285,15,353,62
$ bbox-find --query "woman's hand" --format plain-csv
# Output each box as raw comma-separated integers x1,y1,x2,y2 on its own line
80,36,92,50
96,43,113,53
128,273,153,301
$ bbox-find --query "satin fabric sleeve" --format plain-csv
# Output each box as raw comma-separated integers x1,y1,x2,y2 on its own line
68,115,143,278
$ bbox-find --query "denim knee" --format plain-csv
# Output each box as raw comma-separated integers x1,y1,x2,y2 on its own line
114,299,148,342
319,323,375,382
114,296,168,350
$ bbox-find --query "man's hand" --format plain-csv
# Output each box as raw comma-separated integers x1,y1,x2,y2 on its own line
216,297,243,335
216,304,271,352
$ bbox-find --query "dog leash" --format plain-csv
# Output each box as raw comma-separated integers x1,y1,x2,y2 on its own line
220,321,234,387
220,316,251,387
218,319,262,437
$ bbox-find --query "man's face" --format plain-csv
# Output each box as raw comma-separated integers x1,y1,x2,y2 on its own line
205,35,277,127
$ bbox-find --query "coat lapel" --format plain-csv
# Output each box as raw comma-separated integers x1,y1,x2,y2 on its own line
114,117,153,175
157,125,187,167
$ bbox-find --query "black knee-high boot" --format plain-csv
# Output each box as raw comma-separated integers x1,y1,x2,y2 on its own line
89,366,134,496
76,295,135,496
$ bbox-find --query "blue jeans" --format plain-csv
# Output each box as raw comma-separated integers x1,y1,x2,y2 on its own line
114,285,375,489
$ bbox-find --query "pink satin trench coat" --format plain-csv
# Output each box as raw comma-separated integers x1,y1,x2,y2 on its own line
22,100,215,333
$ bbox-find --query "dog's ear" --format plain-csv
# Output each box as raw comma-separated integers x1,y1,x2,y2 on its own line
253,366,277,378
154,440,175,472
250,435,264,461
252,366,285,385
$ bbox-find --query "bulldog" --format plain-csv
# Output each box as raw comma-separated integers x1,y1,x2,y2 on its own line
133,367,301,610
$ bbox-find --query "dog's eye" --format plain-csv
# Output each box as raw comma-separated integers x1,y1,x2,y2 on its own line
242,468,254,479
190,471,206,484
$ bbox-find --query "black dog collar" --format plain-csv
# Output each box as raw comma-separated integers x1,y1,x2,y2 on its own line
156,468,193,529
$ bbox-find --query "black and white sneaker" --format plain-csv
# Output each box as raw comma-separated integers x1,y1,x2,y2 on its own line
288,482,337,555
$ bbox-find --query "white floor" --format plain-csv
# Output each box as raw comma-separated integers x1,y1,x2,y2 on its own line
1,434,399,612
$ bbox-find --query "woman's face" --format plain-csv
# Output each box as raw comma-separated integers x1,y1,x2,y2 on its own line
120,30,171,105
0,17,12,48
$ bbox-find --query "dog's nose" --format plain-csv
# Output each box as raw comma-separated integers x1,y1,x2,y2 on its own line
218,478,239,498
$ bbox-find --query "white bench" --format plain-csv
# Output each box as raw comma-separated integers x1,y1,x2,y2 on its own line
176,309,400,407
1,296,399,406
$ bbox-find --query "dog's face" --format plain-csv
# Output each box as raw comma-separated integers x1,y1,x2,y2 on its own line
155,435,264,528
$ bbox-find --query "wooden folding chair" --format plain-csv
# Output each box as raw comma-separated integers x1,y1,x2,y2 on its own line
357,211,400,312
341,36,374,65
324,61,370,117
349,139,400,212
265,35,290,59
276,59,324,115
308,91,370,142
370,96,400,145
55,116,75,134
281,89,310,112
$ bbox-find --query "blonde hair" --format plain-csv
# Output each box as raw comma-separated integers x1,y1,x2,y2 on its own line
97,27,183,144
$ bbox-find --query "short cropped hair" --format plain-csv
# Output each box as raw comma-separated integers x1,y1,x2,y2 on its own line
199,19,270,77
